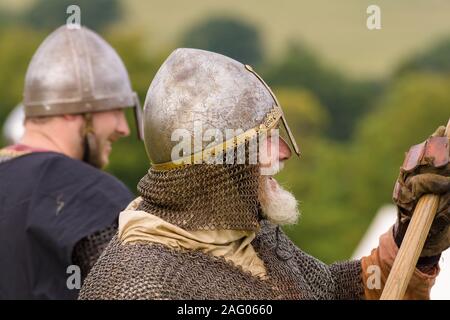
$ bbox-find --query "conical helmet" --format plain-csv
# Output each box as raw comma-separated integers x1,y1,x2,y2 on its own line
23,25,142,137
143,48,299,169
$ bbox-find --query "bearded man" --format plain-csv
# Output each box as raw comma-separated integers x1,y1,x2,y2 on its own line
79,48,449,300
0,25,142,299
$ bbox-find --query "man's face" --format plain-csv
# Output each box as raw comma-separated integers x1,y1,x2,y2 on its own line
91,109,130,167
258,135,300,225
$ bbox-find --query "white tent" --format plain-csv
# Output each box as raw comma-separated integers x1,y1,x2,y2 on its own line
352,204,449,300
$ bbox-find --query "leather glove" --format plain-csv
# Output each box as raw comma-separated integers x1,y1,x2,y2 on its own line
392,125,450,259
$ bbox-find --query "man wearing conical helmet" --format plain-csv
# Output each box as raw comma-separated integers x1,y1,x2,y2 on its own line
80,48,449,300
0,25,142,299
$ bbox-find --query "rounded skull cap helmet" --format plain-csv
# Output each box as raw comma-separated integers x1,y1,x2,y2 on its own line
143,48,299,169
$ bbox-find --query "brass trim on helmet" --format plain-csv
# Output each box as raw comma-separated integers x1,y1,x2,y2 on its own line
244,64,300,157
151,105,283,171
150,63,300,171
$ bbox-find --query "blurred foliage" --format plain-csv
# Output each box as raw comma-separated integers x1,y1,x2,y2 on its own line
0,27,44,146
397,37,450,76
279,139,362,262
278,73,450,263
0,14,448,264
349,73,450,224
0,8,18,27
275,89,329,138
23,0,121,31
263,44,383,140
180,16,264,67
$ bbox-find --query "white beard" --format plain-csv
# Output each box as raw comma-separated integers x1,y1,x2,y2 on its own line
258,162,300,225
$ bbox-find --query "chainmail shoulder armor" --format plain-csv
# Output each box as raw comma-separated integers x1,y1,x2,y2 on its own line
72,224,118,281
79,220,364,300
253,220,364,300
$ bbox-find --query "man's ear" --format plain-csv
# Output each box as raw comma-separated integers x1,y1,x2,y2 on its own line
61,114,85,132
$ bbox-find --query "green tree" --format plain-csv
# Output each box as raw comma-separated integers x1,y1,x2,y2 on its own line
264,44,383,140
180,16,264,67
275,88,329,138
279,138,361,263
275,74,450,263
396,37,450,76
350,73,450,228
0,27,44,146
0,8,19,27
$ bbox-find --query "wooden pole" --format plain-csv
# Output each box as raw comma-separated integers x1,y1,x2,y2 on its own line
380,119,450,300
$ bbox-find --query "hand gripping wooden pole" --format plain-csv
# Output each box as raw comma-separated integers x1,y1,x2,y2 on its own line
380,119,450,300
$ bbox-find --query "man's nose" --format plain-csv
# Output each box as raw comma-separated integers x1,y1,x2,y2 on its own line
117,111,130,137
278,136,292,161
